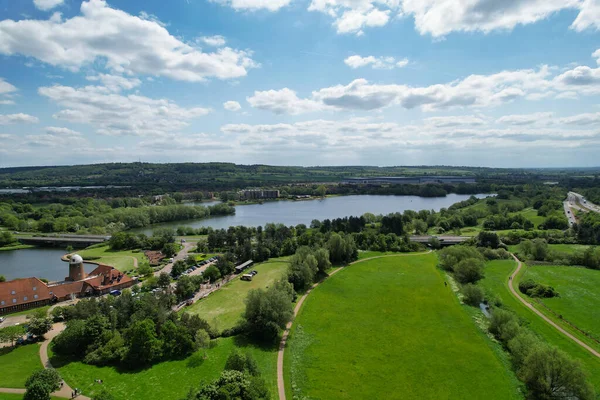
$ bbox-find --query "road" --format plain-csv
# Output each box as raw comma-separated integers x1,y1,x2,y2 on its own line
153,242,197,277
568,191,600,213
509,254,600,359
563,200,577,227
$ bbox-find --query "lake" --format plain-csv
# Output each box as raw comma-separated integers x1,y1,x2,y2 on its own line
135,193,490,235
0,248,97,282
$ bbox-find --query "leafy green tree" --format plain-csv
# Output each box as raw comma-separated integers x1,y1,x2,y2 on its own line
225,350,259,376
453,258,484,284
242,280,294,342
171,260,187,278
160,320,195,359
0,274,5,282
313,247,331,274
287,247,318,291
327,233,357,264
477,231,500,249
461,284,484,306
175,275,196,301
162,243,179,258
92,388,115,400
315,185,327,197
193,370,270,400
52,320,90,356
27,317,52,338
0,325,25,346
122,319,163,367
521,346,594,400
203,265,221,282
24,369,61,400
195,329,211,358
157,272,171,289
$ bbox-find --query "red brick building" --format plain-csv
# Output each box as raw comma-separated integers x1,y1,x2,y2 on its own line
0,256,135,315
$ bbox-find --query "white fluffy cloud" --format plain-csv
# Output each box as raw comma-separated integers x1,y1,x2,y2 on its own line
344,55,409,69
210,0,292,12
38,84,211,136
424,115,486,127
0,78,16,95
223,101,242,111
0,0,257,82
308,0,598,37
0,113,39,124
86,74,142,92
496,112,554,125
198,35,227,47
247,88,326,115
308,0,395,35
33,0,64,11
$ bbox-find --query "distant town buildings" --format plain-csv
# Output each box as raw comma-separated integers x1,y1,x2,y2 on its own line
342,176,476,185
0,254,135,315
239,189,280,200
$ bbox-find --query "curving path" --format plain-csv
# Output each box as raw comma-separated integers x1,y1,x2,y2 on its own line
276,251,431,400
509,254,600,359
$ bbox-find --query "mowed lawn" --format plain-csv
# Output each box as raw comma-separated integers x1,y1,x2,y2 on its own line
53,336,278,400
285,253,522,400
185,259,289,331
522,265,600,342
0,344,42,388
77,245,147,271
479,260,600,391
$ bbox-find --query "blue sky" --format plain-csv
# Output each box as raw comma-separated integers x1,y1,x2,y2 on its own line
1,0,600,167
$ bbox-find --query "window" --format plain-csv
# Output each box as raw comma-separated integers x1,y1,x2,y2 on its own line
0,301,4,306
12,299,17,303
33,287,37,291
34,294,38,299
23,296,28,301
11,290,15,295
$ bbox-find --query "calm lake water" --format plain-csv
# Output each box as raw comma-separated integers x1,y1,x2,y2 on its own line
135,193,490,235
0,194,490,280
0,248,96,281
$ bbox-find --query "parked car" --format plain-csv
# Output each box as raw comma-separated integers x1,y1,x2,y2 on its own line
109,290,122,296
0,316,5,323
251,270,258,275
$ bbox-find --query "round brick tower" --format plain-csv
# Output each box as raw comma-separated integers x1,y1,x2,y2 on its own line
67,254,86,281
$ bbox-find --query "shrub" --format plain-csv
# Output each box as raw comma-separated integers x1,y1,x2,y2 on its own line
519,279,558,298
454,258,485,284
438,246,484,272
489,309,520,344
462,284,484,307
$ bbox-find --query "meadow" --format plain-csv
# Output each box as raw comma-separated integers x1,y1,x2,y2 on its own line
521,264,600,344
185,258,289,331
284,253,522,399
479,260,600,391
0,344,42,388
77,245,147,272
52,336,278,400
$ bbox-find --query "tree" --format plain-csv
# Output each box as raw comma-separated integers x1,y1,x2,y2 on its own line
122,319,163,367
0,325,25,346
162,243,179,258
315,185,327,198
521,346,594,400
313,247,331,274
24,369,61,400
203,265,221,282
454,258,484,284
242,280,294,342
0,274,5,282
171,260,187,278
175,275,196,301
477,231,500,249
195,329,211,358
193,370,269,400
327,233,357,264
27,317,52,338
462,284,484,306
157,272,171,289
287,247,318,291
92,388,115,400
225,350,259,376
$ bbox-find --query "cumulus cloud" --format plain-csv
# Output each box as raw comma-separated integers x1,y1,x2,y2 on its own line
38,84,211,136
308,0,394,35
86,74,142,92
247,88,326,115
33,0,64,11
571,0,600,31
0,78,17,95
210,0,292,12
139,133,234,151
559,112,600,126
223,101,242,111
0,0,257,82
45,126,82,136
0,113,39,124
424,115,486,127
496,112,554,125
344,55,409,69
198,35,227,47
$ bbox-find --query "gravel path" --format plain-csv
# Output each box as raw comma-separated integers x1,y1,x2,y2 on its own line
509,254,600,359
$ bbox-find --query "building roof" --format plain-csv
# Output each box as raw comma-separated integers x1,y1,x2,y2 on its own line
70,254,83,264
0,277,51,308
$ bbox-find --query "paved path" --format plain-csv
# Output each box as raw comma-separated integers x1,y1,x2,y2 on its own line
509,254,600,359
276,251,431,400
154,242,196,277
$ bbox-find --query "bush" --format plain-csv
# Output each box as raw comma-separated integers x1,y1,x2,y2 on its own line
462,284,484,306
519,279,559,298
438,246,484,272
454,258,485,284
489,308,520,344
242,280,294,342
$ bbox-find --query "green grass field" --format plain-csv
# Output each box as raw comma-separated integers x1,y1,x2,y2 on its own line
0,344,42,388
521,265,600,344
1,306,50,318
479,260,600,391
52,336,277,400
185,259,289,331
284,253,522,399
77,245,147,271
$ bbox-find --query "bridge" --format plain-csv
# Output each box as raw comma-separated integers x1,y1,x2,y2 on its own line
18,235,109,248
409,235,470,246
